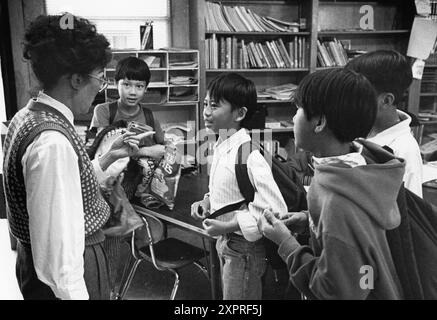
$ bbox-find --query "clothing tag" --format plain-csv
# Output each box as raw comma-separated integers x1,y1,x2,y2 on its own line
412,59,425,80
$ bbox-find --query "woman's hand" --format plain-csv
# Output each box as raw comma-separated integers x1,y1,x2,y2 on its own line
109,131,141,159
98,131,140,171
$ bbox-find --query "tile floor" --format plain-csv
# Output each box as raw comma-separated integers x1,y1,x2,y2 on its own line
0,220,294,300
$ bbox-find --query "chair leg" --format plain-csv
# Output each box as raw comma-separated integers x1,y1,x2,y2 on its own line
114,253,134,299
193,261,210,280
169,269,180,300
117,259,142,300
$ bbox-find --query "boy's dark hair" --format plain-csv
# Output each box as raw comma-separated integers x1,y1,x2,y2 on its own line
23,13,111,90
345,50,412,106
115,56,151,85
207,73,258,128
295,68,377,143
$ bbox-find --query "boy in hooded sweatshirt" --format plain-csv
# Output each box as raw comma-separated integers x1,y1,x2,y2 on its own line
258,68,405,300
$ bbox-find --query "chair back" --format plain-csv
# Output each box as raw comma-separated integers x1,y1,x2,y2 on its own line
133,211,165,250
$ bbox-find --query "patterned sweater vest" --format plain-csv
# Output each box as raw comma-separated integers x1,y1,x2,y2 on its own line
2,100,110,245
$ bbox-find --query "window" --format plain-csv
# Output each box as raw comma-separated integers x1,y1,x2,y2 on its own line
45,0,171,50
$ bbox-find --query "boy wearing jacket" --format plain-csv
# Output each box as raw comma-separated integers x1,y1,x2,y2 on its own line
259,68,405,299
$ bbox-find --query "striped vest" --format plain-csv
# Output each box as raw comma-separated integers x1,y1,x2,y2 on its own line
2,100,110,245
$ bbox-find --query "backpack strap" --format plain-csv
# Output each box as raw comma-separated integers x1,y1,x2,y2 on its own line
108,101,118,125
235,141,257,204
142,107,155,128
207,141,258,220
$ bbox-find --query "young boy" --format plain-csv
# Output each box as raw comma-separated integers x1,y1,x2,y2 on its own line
90,57,166,297
346,50,423,197
91,56,165,159
191,73,287,300
258,68,405,299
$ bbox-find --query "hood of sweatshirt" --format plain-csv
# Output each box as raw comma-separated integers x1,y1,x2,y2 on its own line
312,139,405,230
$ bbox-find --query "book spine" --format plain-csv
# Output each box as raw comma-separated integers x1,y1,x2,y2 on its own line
232,37,238,69
220,37,226,69
249,42,263,67
226,37,232,69
258,42,271,68
277,38,293,68
267,41,281,68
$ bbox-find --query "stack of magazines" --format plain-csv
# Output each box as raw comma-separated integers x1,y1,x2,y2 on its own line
259,83,297,101
169,76,197,85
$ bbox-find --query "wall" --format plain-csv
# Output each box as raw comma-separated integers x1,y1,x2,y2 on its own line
8,0,45,110
7,0,190,113
171,0,190,48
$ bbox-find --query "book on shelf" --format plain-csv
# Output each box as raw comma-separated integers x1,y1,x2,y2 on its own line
206,35,306,69
141,55,161,68
169,61,198,68
265,117,282,129
419,112,437,121
316,38,348,67
261,83,298,101
140,21,153,50
169,76,197,85
205,2,301,32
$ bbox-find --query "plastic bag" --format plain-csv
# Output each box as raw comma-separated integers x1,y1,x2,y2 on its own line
147,142,182,210
134,156,159,205
101,174,144,237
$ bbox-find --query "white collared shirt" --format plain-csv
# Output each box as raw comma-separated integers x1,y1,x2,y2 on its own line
208,128,287,241
367,110,423,197
312,142,366,168
20,92,108,300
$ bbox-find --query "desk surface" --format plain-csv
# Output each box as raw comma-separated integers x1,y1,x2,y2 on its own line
133,172,212,239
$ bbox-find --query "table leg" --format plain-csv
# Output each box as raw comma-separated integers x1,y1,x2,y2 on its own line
208,239,221,300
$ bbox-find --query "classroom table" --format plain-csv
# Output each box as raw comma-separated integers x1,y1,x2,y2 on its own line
132,171,222,300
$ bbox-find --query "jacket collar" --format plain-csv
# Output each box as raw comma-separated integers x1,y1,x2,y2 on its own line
35,91,75,126
213,128,251,156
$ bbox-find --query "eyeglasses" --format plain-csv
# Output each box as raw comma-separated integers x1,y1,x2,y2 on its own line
88,73,110,92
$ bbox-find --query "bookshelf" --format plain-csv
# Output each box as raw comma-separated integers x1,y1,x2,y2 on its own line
316,1,412,69
190,0,317,159
104,49,199,105
189,0,415,159
413,53,437,145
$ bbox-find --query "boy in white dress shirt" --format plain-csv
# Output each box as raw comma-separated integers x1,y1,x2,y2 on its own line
191,73,287,300
346,50,423,197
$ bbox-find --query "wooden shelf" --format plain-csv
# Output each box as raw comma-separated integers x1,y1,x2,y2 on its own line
316,66,343,70
420,93,437,97
249,127,294,134
206,68,309,72
257,99,292,104
168,84,198,87
105,68,168,72
169,67,199,70
206,31,310,36
420,120,437,125
318,30,410,36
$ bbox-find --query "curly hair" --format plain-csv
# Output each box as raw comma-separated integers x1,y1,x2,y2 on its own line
23,13,112,90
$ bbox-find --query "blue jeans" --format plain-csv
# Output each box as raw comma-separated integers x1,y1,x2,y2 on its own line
216,233,267,300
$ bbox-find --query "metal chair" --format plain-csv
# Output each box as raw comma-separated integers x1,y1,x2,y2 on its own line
116,211,209,300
